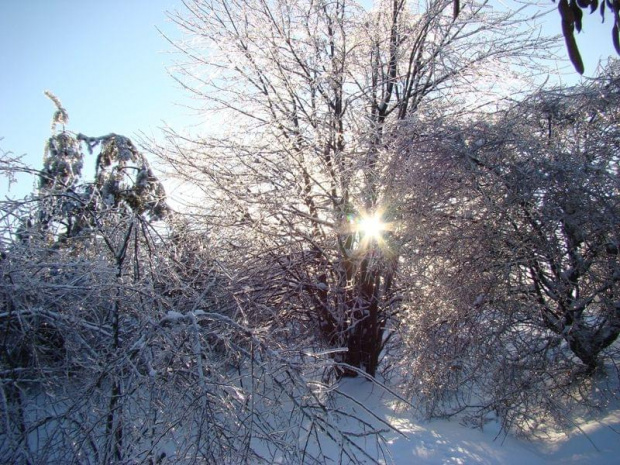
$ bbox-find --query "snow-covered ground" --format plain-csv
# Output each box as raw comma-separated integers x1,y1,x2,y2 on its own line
320,379,620,464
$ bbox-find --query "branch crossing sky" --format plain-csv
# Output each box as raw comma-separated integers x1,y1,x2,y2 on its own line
0,0,616,199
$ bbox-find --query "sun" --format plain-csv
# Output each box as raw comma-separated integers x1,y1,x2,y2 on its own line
358,212,386,241
347,208,395,254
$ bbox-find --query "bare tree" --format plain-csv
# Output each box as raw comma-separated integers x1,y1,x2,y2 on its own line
390,62,620,433
157,0,553,377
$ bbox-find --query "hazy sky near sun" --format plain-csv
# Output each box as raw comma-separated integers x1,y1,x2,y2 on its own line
0,0,617,199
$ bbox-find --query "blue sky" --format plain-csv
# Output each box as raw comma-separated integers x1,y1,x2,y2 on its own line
0,0,191,198
0,0,617,200
540,1,618,77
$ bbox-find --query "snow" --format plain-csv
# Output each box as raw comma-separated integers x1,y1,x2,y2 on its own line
315,378,620,464
532,409,620,464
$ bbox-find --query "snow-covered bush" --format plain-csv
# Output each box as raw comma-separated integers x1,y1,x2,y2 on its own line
0,218,390,463
0,103,391,463
391,63,620,434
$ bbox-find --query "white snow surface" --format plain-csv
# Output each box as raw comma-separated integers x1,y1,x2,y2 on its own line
313,378,620,464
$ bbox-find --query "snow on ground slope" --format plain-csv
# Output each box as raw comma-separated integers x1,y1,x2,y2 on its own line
328,378,620,464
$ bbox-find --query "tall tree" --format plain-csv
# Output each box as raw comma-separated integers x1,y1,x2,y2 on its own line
159,0,553,376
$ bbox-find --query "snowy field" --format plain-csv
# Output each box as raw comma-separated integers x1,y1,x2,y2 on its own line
314,378,620,464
